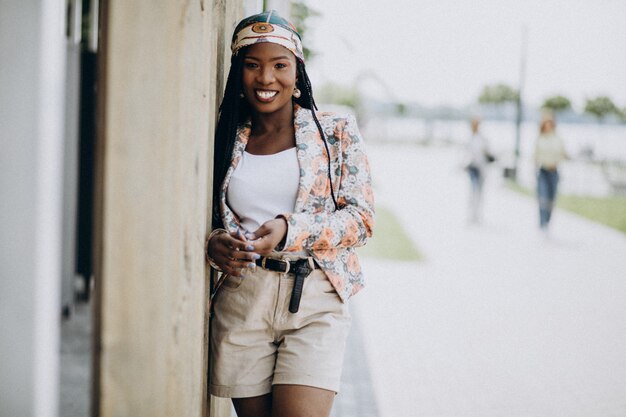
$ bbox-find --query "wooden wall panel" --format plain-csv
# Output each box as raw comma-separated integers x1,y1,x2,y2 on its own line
93,1,242,416
207,2,245,416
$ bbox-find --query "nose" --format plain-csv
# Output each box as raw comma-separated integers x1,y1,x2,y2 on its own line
257,66,275,85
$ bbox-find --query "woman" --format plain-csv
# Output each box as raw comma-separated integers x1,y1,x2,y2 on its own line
465,117,493,223
534,112,567,232
205,11,374,417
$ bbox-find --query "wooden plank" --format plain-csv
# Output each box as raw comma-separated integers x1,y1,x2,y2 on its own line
94,1,215,416
206,1,245,416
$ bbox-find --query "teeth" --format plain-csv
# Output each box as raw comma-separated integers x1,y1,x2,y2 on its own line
256,90,277,99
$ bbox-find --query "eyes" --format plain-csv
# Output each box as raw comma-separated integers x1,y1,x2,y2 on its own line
244,61,290,70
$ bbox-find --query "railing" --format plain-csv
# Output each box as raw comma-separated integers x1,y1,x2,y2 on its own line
602,160,626,195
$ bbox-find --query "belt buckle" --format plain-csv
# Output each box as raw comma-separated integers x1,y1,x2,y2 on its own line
280,256,291,274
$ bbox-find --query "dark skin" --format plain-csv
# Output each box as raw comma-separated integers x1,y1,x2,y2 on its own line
207,41,297,278
207,42,336,417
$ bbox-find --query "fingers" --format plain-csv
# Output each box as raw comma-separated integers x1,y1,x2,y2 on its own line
227,232,255,252
218,253,258,277
246,225,268,241
208,221,287,272
221,260,257,277
248,219,287,255
248,236,275,256
248,219,282,240
210,232,259,275
232,228,248,242
230,248,260,264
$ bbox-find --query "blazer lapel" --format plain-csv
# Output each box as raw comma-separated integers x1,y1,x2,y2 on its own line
220,108,324,222
221,123,250,193
220,123,250,230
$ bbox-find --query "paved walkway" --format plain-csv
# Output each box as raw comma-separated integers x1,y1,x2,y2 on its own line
60,302,91,417
60,143,626,417
337,144,626,417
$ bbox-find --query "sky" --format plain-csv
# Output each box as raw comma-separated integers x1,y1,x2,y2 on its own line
304,0,626,110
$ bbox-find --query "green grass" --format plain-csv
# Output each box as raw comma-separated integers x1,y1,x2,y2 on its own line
358,206,423,261
507,182,626,235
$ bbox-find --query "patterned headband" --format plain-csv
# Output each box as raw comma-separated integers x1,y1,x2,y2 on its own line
231,10,304,63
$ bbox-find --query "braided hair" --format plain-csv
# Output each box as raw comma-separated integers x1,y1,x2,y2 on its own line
294,60,340,212
212,48,339,229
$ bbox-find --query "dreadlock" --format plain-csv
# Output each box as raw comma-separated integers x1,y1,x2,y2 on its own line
295,60,339,211
212,51,338,229
212,51,248,229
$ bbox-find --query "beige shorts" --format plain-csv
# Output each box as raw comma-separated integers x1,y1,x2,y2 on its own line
209,263,351,398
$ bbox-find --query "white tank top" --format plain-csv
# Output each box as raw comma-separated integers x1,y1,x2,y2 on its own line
227,147,300,235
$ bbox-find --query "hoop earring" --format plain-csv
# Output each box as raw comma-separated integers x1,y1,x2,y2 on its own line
292,87,301,99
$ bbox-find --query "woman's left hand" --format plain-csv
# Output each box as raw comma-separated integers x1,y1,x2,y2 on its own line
248,218,288,255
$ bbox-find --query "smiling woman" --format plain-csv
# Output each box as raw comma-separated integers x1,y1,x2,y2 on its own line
241,43,299,153
205,10,375,417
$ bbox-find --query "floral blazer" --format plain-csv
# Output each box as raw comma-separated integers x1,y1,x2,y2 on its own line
218,105,375,302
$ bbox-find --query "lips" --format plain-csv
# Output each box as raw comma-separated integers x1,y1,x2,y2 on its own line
255,89,278,102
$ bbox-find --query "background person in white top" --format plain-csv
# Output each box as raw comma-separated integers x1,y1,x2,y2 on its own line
465,117,493,224
534,112,568,232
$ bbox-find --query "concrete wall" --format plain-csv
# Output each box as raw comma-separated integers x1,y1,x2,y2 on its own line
0,1,66,416
93,1,245,416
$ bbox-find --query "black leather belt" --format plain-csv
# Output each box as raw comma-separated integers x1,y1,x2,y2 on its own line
255,256,319,313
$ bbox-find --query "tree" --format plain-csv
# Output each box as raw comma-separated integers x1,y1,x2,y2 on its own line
583,96,620,162
478,83,520,178
478,83,519,105
290,1,320,61
316,82,360,109
395,102,407,117
584,96,619,122
541,95,572,114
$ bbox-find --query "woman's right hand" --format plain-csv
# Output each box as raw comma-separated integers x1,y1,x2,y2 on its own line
207,231,260,277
